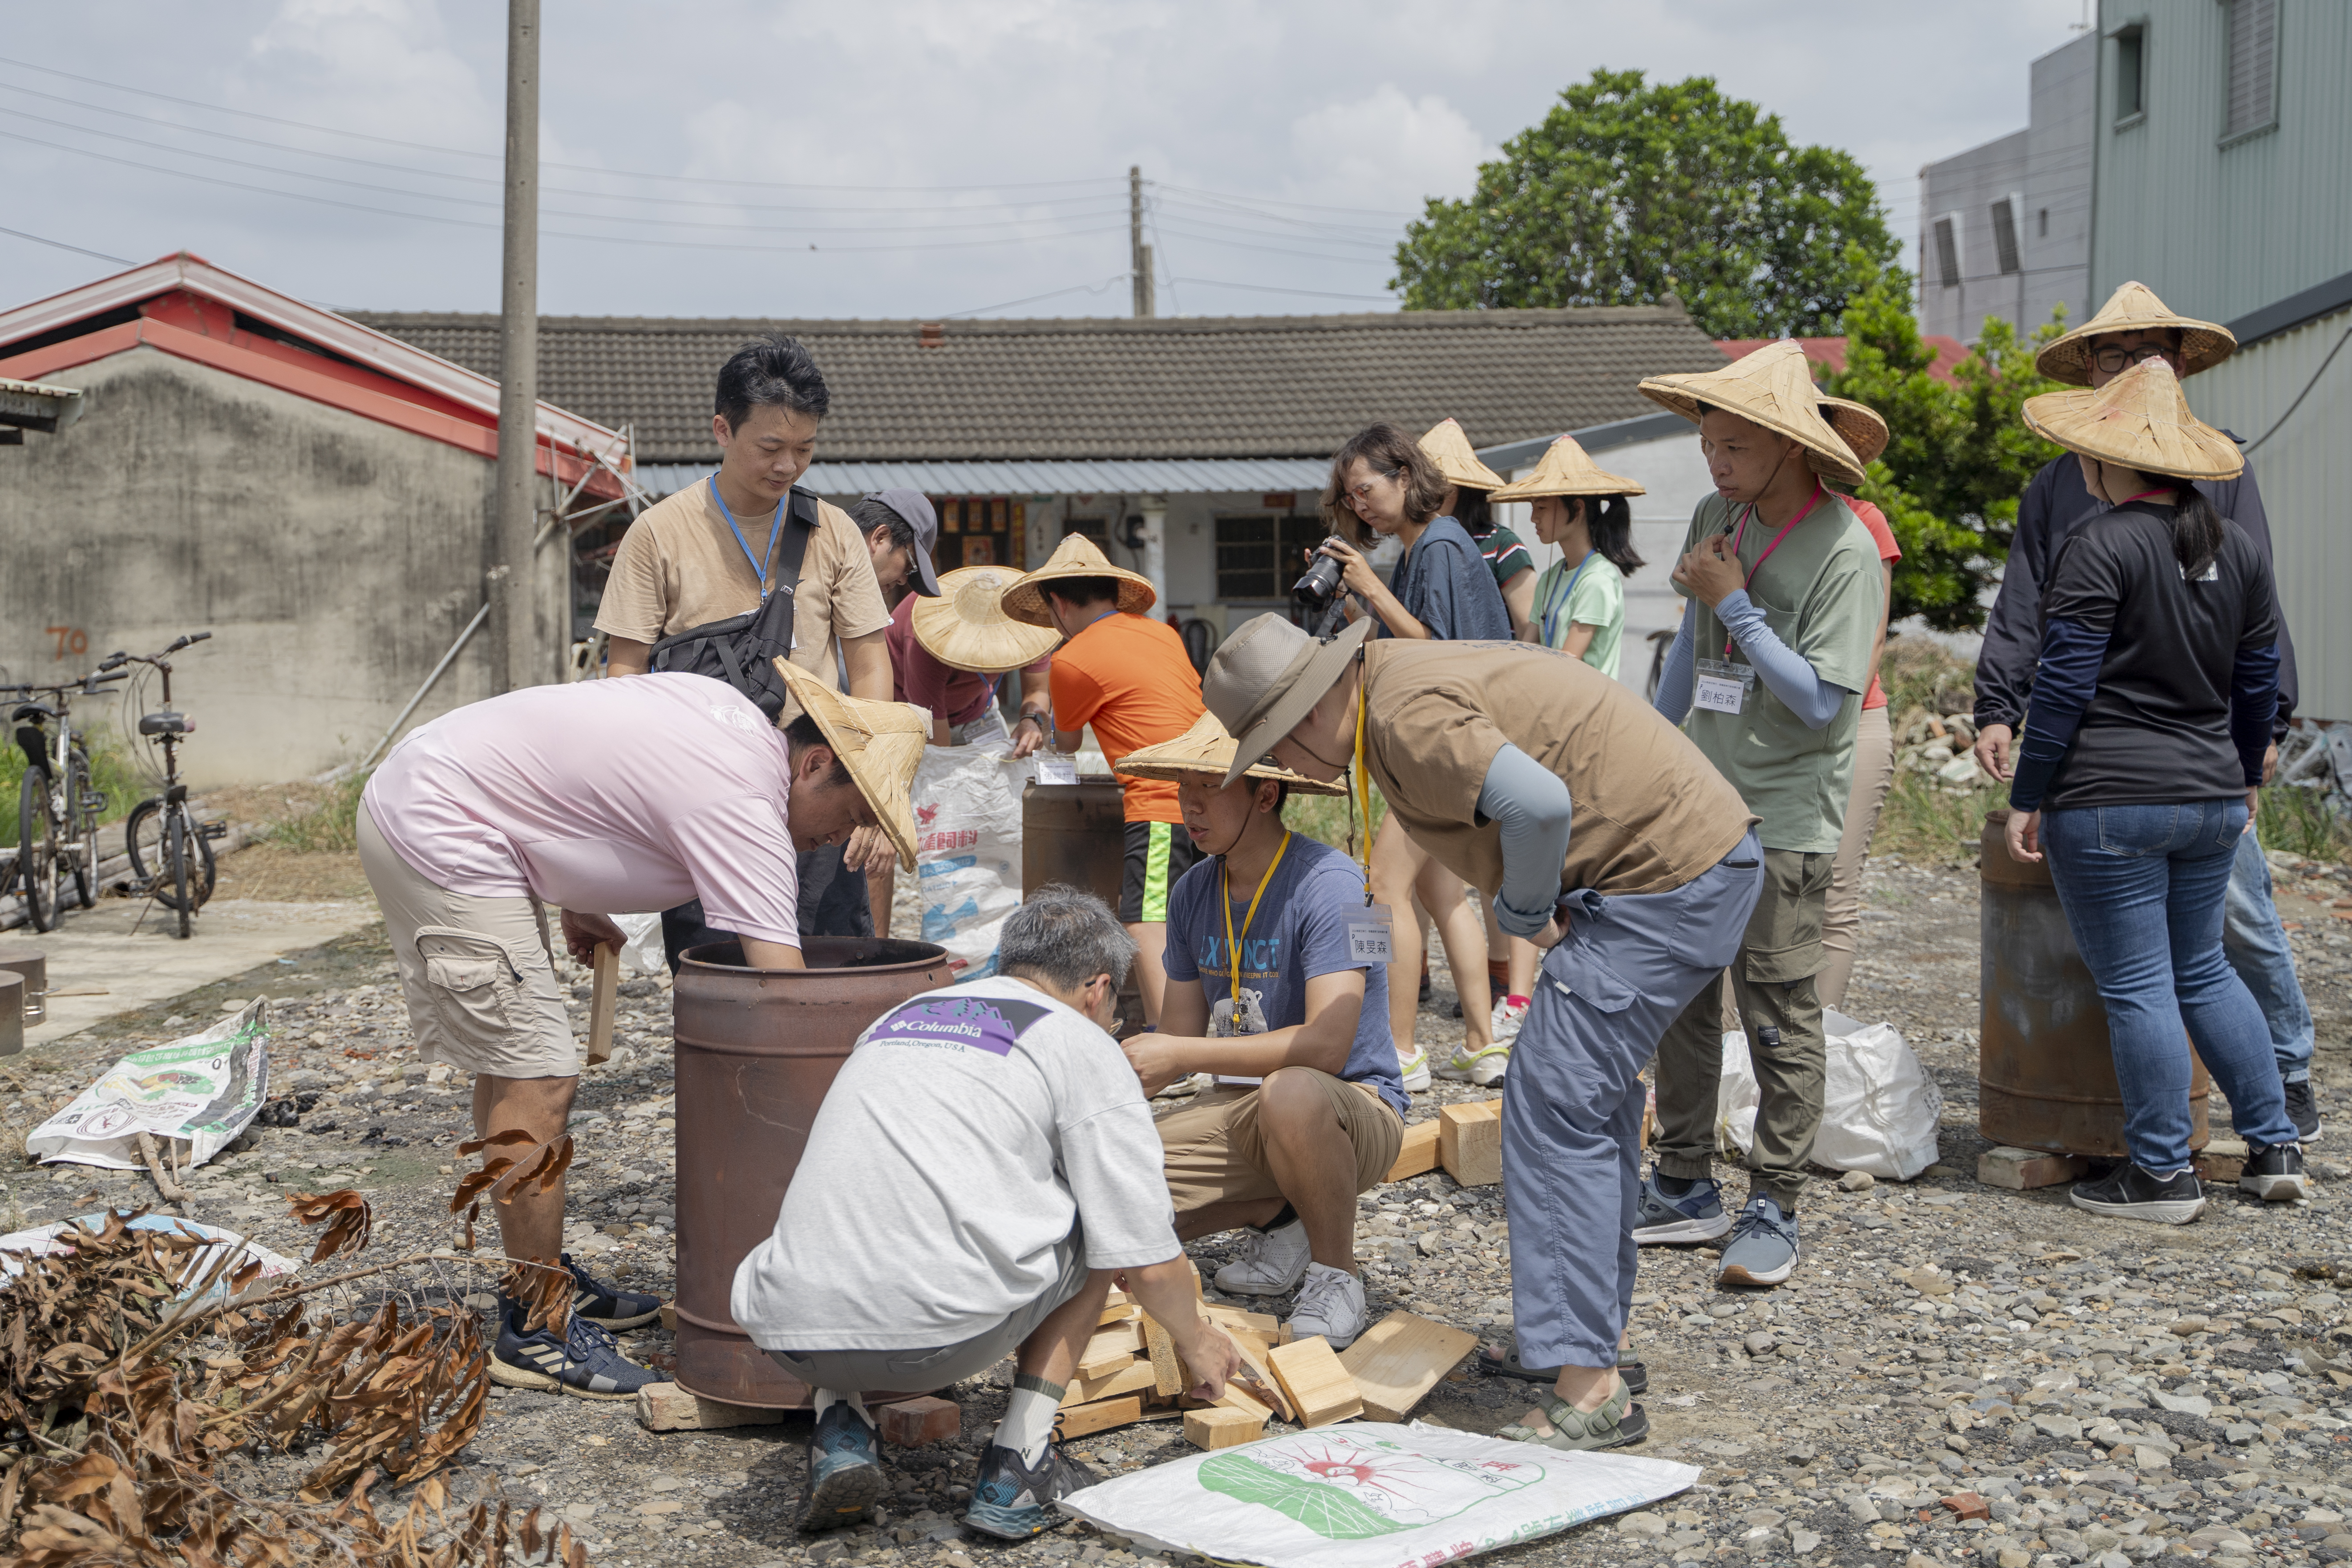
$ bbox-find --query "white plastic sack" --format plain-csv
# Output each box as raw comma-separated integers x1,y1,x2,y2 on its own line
911,731,1037,980
0,1211,300,1303
27,1001,269,1171
607,911,668,977
1712,1010,1943,1181
1057,1421,1699,1568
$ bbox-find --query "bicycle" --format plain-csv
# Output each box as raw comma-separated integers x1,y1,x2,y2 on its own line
6,667,127,933
101,632,219,940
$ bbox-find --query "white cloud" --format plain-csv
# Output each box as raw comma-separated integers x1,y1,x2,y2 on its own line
1288,86,1497,213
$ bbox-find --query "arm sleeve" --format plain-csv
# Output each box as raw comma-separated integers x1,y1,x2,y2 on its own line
1060,1102,1182,1270
2212,467,2299,731
1655,604,1697,723
1295,864,1372,979
1974,467,2054,729
2008,617,2110,811
1475,744,1573,937
1712,589,1854,730
2231,643,2280,787
1049,654,1104,733
668,797,803,945
1159,877,1201,983
592,517,672,644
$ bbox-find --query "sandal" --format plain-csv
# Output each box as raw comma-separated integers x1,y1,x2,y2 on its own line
1478,1341,1648,1396
1496,1381,1649,1451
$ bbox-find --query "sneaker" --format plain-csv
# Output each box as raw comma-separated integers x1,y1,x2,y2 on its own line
1398,1049,1432,1093
2282,1080,2322,1143
1716,1196,1800,1288
798,1398,887,1531
2069,1162,2205,1224
964,1439,1099,1540
1287,1262,1369,1349
563,1252,662,1330
2239,1141,2308,1202
490,1302,662,1400
1214,1216,1311,1296
1631,1170,1733,1245
1489,997,1529,1044
1436,1044,1511,1086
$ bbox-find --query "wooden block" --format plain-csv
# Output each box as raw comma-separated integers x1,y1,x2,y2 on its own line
1089,1319,1144,1354
1078,1345,1142,1382
1975,1145,2089,1191
659,1302,677,1332
1224,1330,1294,1422
1063,1359,1158,1407
1055,1395,1144,1439
1266,1335,1363,1428
1185,1406,1265,1451
2192,1137,2248,1184
636,1382,785,1433
585,943,619,1066
1438,1100,1502,1187
1143,1313,1184,1397
1385,1119,1441,1182
878,1396,960,1447
1203,1305,1279,1338
1098,1302,1139,1327
1337,1311,1479,1422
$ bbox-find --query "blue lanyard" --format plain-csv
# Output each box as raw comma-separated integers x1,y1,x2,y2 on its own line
1540,552,1595,649
708,475,785,601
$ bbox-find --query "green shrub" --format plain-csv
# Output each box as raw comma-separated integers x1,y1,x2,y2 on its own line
259,771,371,854
2258,784,2352,863
0,732,146,847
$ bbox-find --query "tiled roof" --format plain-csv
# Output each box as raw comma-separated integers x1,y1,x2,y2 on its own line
346,307,1729,466
1715,334,1975,387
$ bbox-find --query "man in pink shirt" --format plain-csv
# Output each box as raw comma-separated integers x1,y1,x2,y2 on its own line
357,661,921,1399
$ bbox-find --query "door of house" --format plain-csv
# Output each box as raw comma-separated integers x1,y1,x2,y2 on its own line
934,496,1023,570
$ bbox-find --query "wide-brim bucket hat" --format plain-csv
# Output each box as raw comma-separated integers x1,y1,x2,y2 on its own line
2035,280,2236,387
997,533,1156,628
771,657,928,872
1113,711,1346,796
912,566,1063,674
1417,417,1506,492
1490,435,1648,501
1818,397,1889,470
1638,340,1867,488
2020,356,2244,483
1201,613,1377,790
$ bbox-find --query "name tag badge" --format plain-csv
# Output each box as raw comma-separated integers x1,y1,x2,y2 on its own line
1034,754,1077,786
1348,902,1395,964
1693,658,1756,716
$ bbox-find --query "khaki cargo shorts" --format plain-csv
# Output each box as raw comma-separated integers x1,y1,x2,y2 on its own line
357,804,578,1079
1155,1071,1403,1217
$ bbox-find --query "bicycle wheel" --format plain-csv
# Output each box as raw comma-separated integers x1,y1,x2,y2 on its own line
184,809,217,910
64,749,95,909
16,768,58,933
167,808,190,939
126,798,165,893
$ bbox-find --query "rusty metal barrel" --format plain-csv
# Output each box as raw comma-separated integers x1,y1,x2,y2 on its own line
671,936,954,1408
1022,778,1149,1035
1979,809,2208,1157
0,972,21,1057
0,942,45,1026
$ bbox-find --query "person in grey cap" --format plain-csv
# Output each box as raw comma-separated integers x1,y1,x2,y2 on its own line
850,488,943,601
1199,612,1762,1453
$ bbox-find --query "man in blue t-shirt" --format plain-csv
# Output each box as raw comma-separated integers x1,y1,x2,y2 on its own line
1113,715,1406,1349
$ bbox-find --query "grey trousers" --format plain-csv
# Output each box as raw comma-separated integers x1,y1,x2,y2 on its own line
1503,834,1763,1370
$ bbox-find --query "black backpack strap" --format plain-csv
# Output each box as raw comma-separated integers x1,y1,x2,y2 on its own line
772,487,818,593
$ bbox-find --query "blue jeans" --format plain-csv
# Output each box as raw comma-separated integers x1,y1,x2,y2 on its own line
2041,799,2297,1172
2224,828,2314,1085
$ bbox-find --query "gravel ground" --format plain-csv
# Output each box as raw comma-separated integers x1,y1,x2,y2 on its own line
1,850,2346,1568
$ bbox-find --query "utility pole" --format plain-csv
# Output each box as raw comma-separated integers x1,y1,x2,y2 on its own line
492,0,542,693
1129,165,1154,320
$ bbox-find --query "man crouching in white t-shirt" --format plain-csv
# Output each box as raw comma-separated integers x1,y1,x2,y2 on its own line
732,888,1242,1540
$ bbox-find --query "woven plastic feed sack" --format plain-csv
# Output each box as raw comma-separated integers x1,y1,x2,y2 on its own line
1057,1422,1699,1568
26,1001,269,1171
1715,1030,1760,1158
910,734,1036,980
1813,1008,1944,1180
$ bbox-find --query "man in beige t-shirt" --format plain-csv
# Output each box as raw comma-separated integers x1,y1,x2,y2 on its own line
594,333,895,949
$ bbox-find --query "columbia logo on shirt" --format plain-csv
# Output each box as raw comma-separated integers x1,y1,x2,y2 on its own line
870,995,1051,1057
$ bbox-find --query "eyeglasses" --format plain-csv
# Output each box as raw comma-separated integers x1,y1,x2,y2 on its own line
1344,468,1402,509
2091,343,2179,374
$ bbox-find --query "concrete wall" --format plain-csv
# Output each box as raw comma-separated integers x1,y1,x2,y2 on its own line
0,347,568,786
1919,130,2031,342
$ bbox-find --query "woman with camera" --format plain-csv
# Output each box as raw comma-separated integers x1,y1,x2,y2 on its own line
1305,421,1511,1090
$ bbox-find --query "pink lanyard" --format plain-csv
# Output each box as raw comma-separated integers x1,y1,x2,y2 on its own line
2112,488,2172,507
1721,482,1824,656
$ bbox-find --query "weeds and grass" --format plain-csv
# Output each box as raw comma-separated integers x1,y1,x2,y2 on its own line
0,733,149,846
1283,782,1384,857
257,770,371,854
2259,783,2352,863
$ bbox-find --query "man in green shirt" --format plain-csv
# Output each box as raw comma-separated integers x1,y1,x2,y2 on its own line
1637,342,1887,1289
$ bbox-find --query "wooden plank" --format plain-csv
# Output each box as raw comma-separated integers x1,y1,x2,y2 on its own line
1143,1313,1184,1398
636,1382,784,1433
1385,1118,1440,1182
1203,1305,1279,1338
1078,1345,1142,1382
1185,1406,1265,1451
1098,1302,1140,1327
1267,1335,1364,1429
1062,1359,1158,1407
1336,1311,1479,1422
1438,1100,1503,1187
584,943,619,1066
1055,1395,1145,1438
1223,1332,1293,1422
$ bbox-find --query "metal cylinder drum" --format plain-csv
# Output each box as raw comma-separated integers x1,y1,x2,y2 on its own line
1021,778,1149,1035
0,943,45,1026
1979,809,2208,1158
671,935,954,1408
0,972,20,1057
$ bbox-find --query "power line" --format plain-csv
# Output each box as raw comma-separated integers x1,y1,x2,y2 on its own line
1170,276,1398,302
2244,324,2352,455
940,271,1133,319
0,222,133,264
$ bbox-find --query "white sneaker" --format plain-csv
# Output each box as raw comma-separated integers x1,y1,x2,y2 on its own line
1488,997,1528,1043
1398,1049,1432,1093
1452,1045,1510,1086
1214,1216,1311,1296
1287,1263,1368,1349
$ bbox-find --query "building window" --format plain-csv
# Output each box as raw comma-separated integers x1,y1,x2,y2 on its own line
2038,207,2049,238
2224,0,2279,141
1990,198,2022,276
1214,515,1326,601
1932,216,1962,288
2115,25,2146,122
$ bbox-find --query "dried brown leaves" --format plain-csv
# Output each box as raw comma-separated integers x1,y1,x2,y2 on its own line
498,1259,571,1340
449,1133,573,1213
283,1189,373,1264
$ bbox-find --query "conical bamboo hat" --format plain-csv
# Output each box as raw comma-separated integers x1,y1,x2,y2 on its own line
1637,340,1866,487
2035,280,2235,387
997,532,1156,628
771,658,929,872
1818,396,1889,469
912,567,1063,674
2020,357,2244,482
1490,435,1647,500
1417,417,1506,492
1113,711,1346,796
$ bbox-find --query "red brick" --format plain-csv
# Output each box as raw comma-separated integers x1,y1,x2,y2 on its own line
878,1395,961,1448
1941,1492,1990,1522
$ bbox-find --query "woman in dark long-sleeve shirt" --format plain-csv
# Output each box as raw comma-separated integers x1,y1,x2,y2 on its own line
2005,359,2305,1222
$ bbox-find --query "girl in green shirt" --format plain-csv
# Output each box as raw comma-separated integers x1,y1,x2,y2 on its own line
1498,437,1648,679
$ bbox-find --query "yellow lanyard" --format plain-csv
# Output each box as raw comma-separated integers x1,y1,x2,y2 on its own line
1223,831,1292,1005
1350,682,1374,904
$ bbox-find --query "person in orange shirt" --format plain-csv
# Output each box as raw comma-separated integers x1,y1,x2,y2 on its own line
1002,536,1205,1026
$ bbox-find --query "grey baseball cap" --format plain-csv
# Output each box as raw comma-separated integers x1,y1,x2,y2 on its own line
866,488,941,596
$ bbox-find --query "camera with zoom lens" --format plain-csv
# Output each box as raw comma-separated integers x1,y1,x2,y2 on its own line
1291,538,1348,609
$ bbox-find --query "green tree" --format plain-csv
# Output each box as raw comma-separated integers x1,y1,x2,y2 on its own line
1821,260,2069,629
1392,69,1897,339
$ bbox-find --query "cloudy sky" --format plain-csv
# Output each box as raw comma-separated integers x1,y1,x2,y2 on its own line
3,0,2089,321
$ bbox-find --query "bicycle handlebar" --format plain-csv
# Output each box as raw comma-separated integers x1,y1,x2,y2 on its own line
163,631,213,655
